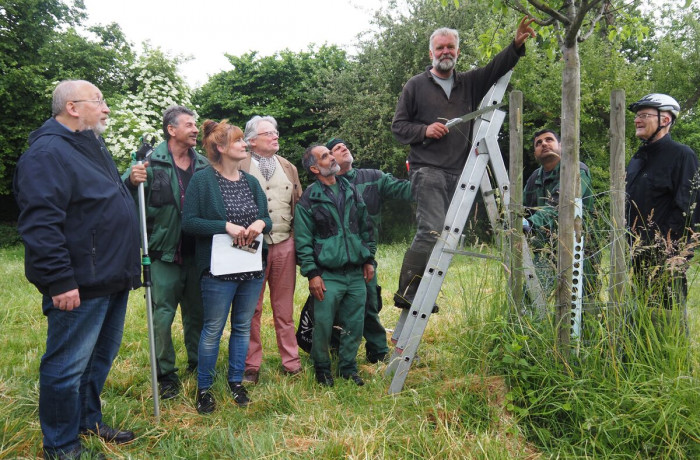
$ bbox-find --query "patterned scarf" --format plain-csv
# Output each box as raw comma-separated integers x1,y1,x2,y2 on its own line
250,151,276,181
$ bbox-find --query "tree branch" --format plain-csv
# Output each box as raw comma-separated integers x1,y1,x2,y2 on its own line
526,0,571,25
578,0,607,42
564,0,605,46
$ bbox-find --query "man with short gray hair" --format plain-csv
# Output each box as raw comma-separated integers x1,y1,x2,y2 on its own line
391,17,535,310
15,79,141,459
240,115,303,384
124,105,209,400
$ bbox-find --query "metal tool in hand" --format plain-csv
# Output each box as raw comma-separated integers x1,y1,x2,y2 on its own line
423,102,506,146
133,136,160,419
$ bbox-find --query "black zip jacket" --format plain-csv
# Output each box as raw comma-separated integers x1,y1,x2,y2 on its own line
13,118,142,302
626,133,700,244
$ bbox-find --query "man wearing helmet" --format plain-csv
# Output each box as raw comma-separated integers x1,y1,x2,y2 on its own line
626,93,700,314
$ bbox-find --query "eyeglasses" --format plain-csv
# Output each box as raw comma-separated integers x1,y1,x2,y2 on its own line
634,113,657,120
257,130,279,138
72,99,108,107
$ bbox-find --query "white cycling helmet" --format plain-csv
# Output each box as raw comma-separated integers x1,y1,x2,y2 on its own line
628,93,680,119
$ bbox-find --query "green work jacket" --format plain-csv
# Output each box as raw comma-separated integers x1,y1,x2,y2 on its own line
339,167,412,230
294,176,376,280
123,141,209,262
523,161,594,244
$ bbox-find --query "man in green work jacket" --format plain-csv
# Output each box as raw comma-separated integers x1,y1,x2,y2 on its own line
125,106,209,400
523,128,598,300
327,138,412,363
294,144,376,387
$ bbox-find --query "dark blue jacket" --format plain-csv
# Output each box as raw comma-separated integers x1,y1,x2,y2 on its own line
13,118,141,302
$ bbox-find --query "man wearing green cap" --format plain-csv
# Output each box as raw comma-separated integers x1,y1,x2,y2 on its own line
326,138,412,363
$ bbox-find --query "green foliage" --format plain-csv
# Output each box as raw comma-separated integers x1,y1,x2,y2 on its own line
320,0,510,180
0,223,20,248
0,0,135,194
488,303,700,458
193,46,348,172
103,47,193,169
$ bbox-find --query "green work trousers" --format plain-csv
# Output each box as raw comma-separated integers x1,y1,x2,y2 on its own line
311,268,366,377
361,275,388,360
151,255,203,383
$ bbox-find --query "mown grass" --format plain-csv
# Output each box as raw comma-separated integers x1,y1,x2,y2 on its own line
1,242,698,459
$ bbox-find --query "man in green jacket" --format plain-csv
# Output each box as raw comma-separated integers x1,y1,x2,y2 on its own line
523,128,598,300
125,105,209,400
327,138,411,363
294,144,376,387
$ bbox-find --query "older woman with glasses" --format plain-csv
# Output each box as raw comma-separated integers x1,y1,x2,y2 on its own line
182,119,271,414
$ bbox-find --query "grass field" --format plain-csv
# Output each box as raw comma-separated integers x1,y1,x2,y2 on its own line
1,242,698,459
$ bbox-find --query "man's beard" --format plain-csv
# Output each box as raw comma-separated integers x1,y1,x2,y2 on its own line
433,55,456,72
319,162,341,177
78,119,107,136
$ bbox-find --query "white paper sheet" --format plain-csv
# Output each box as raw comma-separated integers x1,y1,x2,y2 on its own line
210,233,263,276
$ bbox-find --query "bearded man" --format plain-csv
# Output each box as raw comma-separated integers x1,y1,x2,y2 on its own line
391,18,535,309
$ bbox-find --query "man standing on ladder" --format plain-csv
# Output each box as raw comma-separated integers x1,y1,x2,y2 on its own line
391,17,535,310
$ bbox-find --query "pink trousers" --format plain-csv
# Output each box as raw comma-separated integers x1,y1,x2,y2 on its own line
245,237,301,372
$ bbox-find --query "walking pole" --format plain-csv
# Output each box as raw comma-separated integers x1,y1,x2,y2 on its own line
133,137,160,419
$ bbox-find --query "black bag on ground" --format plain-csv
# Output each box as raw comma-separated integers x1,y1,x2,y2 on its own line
296,295,314,353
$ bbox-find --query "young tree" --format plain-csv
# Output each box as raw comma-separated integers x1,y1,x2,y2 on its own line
485,0,646,347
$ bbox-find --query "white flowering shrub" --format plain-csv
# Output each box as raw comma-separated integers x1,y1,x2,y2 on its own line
104,47,195,170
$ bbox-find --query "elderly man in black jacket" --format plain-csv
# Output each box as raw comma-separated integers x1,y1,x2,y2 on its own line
391,17,535,309
626,93,700,314
14,80,141,459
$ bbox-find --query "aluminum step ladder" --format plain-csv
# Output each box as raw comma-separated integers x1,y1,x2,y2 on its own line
386,71,545,394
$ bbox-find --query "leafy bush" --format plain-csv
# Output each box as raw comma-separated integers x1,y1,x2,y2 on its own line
0,223,21,248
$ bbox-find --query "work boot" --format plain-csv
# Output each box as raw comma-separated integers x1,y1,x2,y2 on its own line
394,249,428,309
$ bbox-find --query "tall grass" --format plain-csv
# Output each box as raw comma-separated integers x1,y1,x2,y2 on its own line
0,242,697,458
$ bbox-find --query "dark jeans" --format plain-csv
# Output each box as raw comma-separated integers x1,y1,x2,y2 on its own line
40,290,128,455
408,167,460,254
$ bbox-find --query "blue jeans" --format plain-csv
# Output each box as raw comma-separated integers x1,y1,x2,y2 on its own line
198,276,264,389
40,290,128,454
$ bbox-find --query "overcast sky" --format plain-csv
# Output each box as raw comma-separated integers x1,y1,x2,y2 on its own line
81,0,380,88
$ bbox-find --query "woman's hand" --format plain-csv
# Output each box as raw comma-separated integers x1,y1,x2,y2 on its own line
244,219,265,245
226,222,248,247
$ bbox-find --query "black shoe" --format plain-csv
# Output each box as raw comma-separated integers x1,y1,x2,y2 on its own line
366,353,388,364
242,369,259,384
315,371,334,387
282,367,303,376
80,423,135,444
159,380,180,400
342,373,365,386
228,382,250,407
44,445,105,460
196,388,216,414
392,293,439,313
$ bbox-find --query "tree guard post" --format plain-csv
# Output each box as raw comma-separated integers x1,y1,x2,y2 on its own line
609,90,628,306
508,91,524,309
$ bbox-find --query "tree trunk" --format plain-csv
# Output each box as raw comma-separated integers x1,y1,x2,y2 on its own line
556,42,581,350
